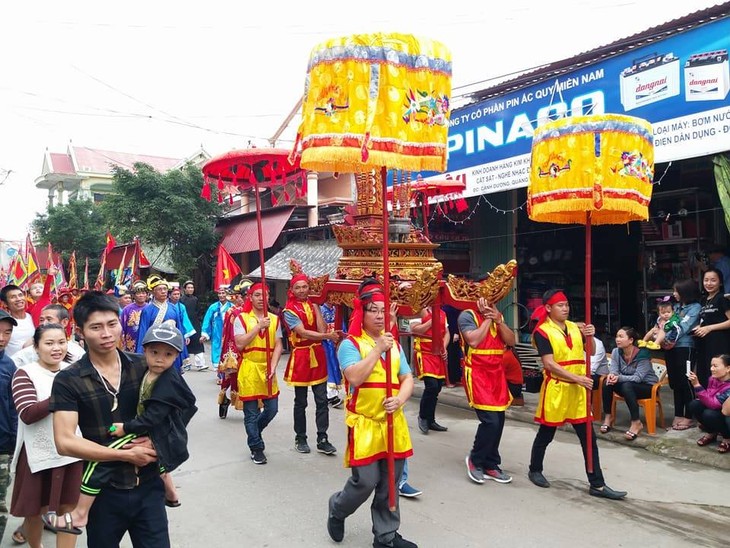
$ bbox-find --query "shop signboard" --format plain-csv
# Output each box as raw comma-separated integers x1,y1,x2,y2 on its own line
439,17,730,198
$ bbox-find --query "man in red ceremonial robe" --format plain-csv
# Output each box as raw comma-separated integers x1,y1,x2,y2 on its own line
458,297,516,485
410,307,450,434
282,274,340,455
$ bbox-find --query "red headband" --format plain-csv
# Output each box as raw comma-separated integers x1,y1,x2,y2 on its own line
531,291,569,332
242,283,267,313
289,274,309,289
347,288,393,338
286,274,310,310
249,283,266,295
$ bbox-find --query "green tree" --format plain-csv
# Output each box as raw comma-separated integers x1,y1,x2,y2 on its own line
32,199,106,275
100,162,222,279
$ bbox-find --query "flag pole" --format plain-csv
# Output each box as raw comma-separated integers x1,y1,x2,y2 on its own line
380,166,396,512
585,211,594,473
253,182,272,395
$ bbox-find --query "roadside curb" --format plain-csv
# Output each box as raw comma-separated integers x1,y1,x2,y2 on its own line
413,383,730,471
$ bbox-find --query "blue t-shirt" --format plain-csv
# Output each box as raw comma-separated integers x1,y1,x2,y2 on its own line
283,310,302,330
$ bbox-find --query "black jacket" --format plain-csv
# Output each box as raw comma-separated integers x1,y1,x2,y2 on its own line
0,350,17,454
123,367,197,472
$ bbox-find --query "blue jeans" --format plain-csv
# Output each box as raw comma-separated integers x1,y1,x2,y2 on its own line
243,397,278,450
398,459,409,488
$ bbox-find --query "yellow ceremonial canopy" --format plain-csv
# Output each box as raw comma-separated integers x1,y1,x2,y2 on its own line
527,114,655,225
293,32,452,174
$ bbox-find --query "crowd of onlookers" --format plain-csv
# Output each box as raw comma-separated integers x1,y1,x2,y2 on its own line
2,252,730,546
1,279,197,547
590,267,730,451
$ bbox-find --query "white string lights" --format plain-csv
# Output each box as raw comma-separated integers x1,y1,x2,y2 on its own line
428,195,528,226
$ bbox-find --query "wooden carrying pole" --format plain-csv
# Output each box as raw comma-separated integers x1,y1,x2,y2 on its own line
253,183,273,395
584,212,594,473
380,166,397,511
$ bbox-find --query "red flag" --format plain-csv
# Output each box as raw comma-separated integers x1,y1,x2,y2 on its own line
214,245,241,289
104,231,116,256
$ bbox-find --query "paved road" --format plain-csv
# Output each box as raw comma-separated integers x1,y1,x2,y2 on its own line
6,355,728,547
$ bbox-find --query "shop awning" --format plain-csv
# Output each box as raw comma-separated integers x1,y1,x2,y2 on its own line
248,239,341,281
218,206,295,254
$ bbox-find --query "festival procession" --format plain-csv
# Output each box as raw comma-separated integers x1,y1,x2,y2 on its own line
1,2,730,547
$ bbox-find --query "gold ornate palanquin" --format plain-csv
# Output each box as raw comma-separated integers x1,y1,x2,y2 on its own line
290,168,517,320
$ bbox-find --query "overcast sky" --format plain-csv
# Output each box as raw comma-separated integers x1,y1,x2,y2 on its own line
0,0,721,242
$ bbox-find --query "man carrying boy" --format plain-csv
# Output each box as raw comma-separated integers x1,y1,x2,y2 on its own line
50,320,197,533
50,291,168,547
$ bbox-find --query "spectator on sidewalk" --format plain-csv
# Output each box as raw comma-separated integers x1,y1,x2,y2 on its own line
689,354,730,453
50,291,167,547
0,285,35,357
599,327,658,441
0,310,18,542
666,279,702,431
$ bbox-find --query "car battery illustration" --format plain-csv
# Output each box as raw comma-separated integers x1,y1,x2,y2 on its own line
684,50,730,101
620,52,680,111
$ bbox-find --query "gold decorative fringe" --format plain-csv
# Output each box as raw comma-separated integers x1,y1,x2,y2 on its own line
529,198,649,225
300,148,446,174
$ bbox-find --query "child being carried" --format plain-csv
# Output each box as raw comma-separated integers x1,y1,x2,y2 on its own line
641,297,680,350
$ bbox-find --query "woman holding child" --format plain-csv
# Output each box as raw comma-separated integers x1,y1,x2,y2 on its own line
665,280,702,431
10,324,82,547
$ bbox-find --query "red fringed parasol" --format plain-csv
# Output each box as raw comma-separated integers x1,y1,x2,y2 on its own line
387,176,467,238
202,148,305,394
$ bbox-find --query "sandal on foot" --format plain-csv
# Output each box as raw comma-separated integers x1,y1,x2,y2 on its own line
599,424,612,434
11,526,26,545
719,440,730,454
625,430,638,441
697,433,717,446
43,512,83,535
165,499,182,508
